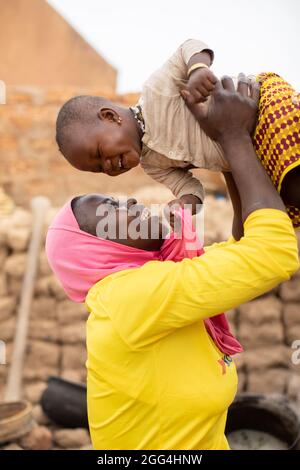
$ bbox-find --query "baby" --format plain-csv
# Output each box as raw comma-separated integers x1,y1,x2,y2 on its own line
56,39,300,228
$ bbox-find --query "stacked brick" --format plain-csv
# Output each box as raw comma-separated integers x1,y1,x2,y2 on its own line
0,208,91,449
0,86,143,208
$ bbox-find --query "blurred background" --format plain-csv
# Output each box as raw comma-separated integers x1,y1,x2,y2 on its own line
0,0,299,451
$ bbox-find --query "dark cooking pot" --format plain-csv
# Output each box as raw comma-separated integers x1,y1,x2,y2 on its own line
40,376,88,429
226,393,300,450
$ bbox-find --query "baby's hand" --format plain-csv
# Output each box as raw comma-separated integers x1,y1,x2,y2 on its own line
165,195,202,228
182,67,217,105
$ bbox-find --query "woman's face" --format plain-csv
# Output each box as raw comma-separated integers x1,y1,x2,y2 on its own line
72,193,168,251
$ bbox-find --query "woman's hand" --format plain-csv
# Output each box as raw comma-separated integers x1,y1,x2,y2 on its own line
184,73,286,221
181,74,260,142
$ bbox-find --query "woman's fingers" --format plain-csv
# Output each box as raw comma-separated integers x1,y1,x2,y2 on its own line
213,79,223,94
181,92,208,120
250,81,261,105
182,86,208,104
221,75,235,92
237,73,250,96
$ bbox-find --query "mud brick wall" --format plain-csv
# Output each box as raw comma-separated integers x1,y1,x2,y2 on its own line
0,207,92,449
0,86,147,208
0,208,87,396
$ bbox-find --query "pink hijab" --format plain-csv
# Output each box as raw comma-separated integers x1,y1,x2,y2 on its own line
46,199,242,355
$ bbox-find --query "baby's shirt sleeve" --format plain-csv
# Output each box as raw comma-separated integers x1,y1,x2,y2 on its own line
180,38,214,66
141,156,205,202
142,38,214,95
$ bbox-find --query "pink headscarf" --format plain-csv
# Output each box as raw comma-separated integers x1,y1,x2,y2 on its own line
46,200,243,355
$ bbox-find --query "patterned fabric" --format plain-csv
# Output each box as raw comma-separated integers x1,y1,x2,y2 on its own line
254,73,300,228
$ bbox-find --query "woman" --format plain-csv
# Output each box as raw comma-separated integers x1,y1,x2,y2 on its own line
46,78,299,450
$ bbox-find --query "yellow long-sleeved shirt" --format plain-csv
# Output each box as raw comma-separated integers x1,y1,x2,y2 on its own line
85,209,299,450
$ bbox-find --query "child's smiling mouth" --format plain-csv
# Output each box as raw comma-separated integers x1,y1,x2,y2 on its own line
118,155,125,170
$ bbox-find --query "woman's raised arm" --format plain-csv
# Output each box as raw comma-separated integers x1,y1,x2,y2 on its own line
184,75,286,218
94,78,299,350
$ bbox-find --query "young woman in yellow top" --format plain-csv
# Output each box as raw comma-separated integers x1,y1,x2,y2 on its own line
46,77,299,450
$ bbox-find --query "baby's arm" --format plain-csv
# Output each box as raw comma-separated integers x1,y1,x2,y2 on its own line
149,38,216,98
141,160,204,214
184,52,217,103
180,40,217,104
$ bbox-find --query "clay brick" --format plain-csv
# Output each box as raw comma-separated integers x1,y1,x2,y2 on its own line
0,296,16,322
4,253,27,279
53,428,90,449
239,296,282,325
48,276,66,300
0,273,8,297
287,374,300,401
61,344,87,370
31,297,57,321
283,303,300,328
285,324,300,345
243,345,290,372
23,365,58,382
60,369,84,384
237,371,246,393
239,321,284,349
233,353,244,371
0,246,8,264
60,322,86,344
7,277,22,297
32,404,50,426
24,381,47,404
57,300,87,325
25,340,60,368
38,252,52,276
19,425,52,450
6,227,30,251
0,317,16,342
226,309,238,325
35,275,52,296
247,368,289,394
280,278,300,302
29,319,59,342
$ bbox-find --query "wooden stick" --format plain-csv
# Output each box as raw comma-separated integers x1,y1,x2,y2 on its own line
5,196,51,402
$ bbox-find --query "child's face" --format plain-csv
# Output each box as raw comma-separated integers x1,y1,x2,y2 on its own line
63,118,141,176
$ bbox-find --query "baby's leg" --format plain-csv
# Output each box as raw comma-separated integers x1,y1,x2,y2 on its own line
253,73,300,228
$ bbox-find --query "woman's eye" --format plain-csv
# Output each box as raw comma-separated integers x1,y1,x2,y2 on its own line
109,198,119,207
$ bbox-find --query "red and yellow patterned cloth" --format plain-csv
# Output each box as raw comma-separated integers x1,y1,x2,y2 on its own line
254,72,300,228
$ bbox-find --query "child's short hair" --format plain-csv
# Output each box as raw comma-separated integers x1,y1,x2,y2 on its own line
56,95,107,153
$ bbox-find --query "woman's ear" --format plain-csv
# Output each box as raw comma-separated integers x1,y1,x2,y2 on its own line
98,107,122,124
